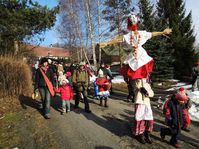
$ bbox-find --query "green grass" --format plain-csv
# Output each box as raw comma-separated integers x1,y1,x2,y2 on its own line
3,112,22,123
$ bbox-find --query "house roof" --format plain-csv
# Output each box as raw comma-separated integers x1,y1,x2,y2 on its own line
23,45,70,57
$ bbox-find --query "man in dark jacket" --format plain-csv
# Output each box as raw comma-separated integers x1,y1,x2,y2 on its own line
34,57,55,119
72,61,91,113
160,87,187,148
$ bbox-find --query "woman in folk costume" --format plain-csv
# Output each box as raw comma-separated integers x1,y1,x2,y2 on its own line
100,14,172,144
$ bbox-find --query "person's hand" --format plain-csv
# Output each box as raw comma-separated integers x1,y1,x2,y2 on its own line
163,28,172,35
140,87,149,97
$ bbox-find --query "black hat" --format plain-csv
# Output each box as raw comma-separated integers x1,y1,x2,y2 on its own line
40,57,48,65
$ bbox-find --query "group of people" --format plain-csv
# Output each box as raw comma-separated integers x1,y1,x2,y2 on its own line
32,13,194,148
33,58,114,117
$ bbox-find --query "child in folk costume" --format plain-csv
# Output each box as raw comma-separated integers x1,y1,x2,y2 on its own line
100,14,172,143
96,69,110,107
161,87,187,148
55,78,74,114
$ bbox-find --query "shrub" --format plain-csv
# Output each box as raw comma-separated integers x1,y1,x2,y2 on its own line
0,56,33,97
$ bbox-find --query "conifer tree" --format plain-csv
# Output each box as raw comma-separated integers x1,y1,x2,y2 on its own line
138,0,174,81
0,0,58,54
157,0,196,79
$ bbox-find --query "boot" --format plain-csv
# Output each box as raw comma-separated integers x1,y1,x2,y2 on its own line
136,134,146,144
144,131,153,144
104,98,108,107
99,99,103,106
160,128,166,141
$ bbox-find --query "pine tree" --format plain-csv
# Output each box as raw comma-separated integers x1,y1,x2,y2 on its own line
138,0,174,81
102,0,132,65
157,0,196,79
102,0,132,33
0,0,58,54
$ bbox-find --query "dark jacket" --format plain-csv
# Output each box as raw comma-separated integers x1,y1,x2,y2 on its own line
34,67,55,89
163,95,185,128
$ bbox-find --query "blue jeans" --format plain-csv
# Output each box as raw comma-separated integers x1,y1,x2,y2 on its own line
62,100,70,111
39,87,51,116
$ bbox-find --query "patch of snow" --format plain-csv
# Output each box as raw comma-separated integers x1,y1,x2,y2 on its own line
171,82,187,87
90,75,97,82
187,91,199,122
167,79,180,82
111,75,125,84
165,84,192,91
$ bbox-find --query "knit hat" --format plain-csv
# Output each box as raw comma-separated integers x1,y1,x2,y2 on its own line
61,78,69,85
175,87,187,101
127,14,138,31
79,61,86,66
66,71,72,77
98,69,104,76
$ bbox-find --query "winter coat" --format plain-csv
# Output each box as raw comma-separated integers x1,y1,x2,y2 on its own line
55,85,74,100
96,77,110,92
134,79,154,106
163,95,186,128
34,67,55,89
72,68,89,92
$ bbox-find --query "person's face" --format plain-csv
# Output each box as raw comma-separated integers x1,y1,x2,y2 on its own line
80,65,84,70
43,61,48,67
99,74,103,78
101,64,105,67
62,81,67,86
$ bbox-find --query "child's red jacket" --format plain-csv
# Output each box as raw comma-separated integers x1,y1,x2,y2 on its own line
55,84,74,100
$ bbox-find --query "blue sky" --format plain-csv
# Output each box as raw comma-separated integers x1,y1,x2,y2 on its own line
34,0,199,46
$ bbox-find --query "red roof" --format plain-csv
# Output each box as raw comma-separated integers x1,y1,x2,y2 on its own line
24,45,70,57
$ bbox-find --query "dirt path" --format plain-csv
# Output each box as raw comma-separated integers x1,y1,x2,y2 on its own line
1,89,199,149
42,91,199,149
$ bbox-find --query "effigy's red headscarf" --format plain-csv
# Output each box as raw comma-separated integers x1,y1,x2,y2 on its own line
127,14,138,31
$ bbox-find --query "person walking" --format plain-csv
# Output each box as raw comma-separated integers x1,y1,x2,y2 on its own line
96,69,110,107
55,78,74,114
34,57,55,119
161,87,187,148
72,61,91,113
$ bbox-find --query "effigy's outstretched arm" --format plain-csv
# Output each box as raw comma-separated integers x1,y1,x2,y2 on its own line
152,28,172,37
99,35,123,48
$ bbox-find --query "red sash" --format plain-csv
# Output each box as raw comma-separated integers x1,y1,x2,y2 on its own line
40,68,55,96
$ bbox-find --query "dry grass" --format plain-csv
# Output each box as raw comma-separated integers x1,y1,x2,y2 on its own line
0,55,33,98
112,82,128,92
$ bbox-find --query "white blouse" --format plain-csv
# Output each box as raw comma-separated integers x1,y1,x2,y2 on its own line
123,31,153,71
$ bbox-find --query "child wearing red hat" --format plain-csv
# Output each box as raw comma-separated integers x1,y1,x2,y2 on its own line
161,87,187,148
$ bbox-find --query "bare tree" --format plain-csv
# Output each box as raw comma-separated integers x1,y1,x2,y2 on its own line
85,0,97,67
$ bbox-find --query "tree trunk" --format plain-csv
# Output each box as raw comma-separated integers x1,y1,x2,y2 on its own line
98,0,101,64
14,40,19,55
85,0,97,67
